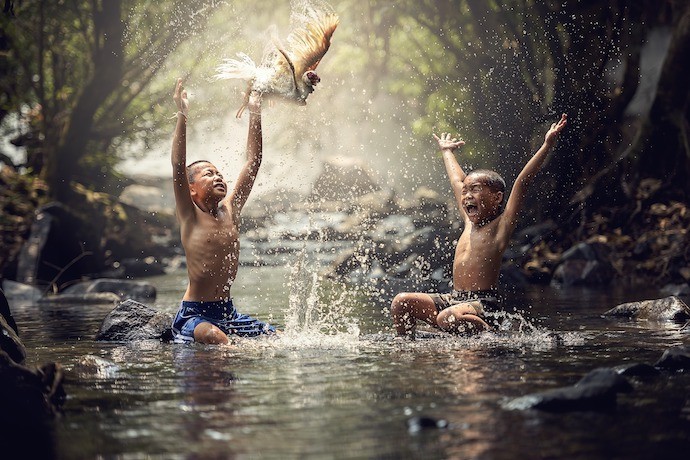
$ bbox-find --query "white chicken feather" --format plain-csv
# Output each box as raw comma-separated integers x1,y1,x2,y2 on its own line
215,2,339,117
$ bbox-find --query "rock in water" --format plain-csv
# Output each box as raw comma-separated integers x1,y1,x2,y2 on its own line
504,367,632,412
62,278,157,303
603,296,690,322
654,345,690,371
96,299,173,342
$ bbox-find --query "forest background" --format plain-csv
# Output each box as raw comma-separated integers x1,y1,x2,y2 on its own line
1,0,689,289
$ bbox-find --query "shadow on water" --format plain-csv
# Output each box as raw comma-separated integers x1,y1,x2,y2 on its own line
8,260,690,458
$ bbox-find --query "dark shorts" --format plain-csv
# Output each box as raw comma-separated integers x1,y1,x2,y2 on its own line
171,299,276,343
429,289,501,318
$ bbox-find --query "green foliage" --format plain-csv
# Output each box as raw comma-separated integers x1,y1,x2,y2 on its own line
1,0,686,213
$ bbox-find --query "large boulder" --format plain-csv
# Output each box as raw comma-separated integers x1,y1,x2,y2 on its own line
62,278,156,303
603,296,690,322
96,299,173,342
505,368,633,412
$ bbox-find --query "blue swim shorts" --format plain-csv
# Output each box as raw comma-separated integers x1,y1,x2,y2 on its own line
429,289,501,317
171,299,276,343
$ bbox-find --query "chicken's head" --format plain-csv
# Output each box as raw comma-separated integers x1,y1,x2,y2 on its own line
302,71,321,92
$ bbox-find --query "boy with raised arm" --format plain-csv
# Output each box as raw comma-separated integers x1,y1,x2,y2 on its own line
170,78,275,344
391,114,568,338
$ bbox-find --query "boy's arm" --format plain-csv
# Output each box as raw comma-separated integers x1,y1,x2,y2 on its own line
171,78,196,223
433,132,468,220
228,91,262,222
502,114,567,229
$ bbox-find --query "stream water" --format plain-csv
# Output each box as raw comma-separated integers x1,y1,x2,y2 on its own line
10,262,690,459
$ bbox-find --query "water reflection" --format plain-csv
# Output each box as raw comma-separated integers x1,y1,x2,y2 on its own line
7,267,690,458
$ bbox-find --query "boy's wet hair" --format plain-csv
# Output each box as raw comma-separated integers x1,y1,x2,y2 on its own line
186,160,212,184
466,169,506,204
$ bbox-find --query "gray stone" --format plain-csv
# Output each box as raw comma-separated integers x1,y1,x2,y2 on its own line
37,292,121,306
62,278,156,302
71,355,120,379
96,299,173,342
603,296,690,322
504,368,632,412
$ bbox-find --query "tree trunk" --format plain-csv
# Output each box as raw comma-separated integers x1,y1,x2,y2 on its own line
44,0,124,202
635,2,690,195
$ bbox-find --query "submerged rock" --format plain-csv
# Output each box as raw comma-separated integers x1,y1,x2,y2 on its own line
62,278,157,303
603,296,690,322
71,354,120,379
654,345,690,371
505,368,633,412
96,299,173,342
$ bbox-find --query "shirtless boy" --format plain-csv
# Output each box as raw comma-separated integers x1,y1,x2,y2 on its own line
170,78,275,344
391,114,568,338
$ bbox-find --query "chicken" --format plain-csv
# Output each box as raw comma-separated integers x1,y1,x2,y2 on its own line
215,2,339,118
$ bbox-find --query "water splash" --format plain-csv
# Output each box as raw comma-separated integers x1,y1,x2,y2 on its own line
271,247,360,350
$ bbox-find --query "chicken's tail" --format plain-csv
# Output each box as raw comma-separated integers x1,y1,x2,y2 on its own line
214,53,258,81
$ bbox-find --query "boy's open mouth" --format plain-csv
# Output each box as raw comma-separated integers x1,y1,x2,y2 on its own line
465,203,478,216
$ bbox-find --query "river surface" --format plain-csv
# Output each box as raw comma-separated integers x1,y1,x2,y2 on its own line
11,264,690,459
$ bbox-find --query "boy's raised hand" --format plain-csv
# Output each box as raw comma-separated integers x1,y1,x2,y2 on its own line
545,113,567,145
433,132,465,152
173,78,189,117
